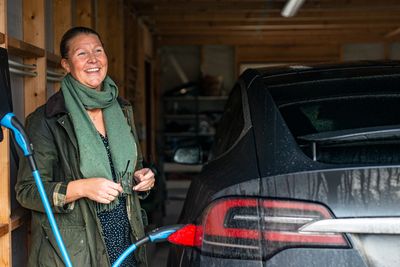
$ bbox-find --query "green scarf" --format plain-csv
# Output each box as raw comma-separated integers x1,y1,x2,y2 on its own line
61,74,137,212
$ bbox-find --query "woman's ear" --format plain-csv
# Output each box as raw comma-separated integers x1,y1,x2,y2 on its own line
61,58,70,73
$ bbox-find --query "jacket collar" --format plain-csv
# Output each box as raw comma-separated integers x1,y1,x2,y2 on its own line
45,91,67,118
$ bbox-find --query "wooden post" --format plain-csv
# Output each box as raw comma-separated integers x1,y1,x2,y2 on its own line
0,128,11,266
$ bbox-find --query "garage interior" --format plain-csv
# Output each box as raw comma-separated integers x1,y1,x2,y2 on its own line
1,0,400,266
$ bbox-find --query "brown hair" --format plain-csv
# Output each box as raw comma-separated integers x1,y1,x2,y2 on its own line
60,26,103,59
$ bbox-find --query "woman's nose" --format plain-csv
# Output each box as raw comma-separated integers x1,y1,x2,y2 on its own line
87,52,98,63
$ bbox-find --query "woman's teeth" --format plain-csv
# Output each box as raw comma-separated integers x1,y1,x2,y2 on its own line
86,68,99,72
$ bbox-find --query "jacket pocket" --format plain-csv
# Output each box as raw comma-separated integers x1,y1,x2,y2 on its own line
38,225,91,267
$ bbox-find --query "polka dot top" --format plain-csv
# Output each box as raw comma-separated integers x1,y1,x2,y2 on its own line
98,134,137,266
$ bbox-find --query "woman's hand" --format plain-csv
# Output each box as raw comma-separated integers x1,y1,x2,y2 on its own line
133,168,155,192
66,178,123,204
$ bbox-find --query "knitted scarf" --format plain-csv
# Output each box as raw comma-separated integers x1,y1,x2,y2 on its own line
61,74,137,212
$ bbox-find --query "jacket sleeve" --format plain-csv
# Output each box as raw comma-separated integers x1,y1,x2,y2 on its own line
15,109,74,214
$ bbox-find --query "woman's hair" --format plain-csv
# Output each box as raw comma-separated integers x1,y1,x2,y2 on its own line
60,26,103,59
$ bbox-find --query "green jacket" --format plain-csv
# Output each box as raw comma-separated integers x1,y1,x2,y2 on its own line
15,91,148,267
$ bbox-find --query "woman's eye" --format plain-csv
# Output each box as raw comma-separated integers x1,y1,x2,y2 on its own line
95,49,103,54
77,51,87,57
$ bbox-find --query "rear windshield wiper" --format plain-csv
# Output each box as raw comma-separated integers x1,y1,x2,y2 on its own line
298,125,400,161
298,125,400,144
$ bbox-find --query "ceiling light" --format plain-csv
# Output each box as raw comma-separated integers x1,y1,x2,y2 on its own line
281,0,306,17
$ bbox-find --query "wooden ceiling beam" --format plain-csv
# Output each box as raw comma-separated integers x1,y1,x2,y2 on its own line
153,22,400,31
134,0,400,14
147,12,400,23
156,28,391,36
157,32,390,46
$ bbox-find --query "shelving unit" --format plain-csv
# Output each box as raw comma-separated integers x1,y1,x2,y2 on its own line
162,95,228,175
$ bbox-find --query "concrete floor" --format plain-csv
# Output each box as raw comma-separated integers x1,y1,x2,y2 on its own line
148,180,191,267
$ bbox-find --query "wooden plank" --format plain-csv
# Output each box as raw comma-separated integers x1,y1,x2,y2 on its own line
75,0,93,27
148,11,400,22
53,0,72,55
23,57,47,116
154,21,400,30
23,0,45,48
134,0,400,14
236,44,340,63
0,224,9,238
0,0,5,36
157,32,389,46
97,0,125,93
124,7,138,102
10,208,30,232
143,26,153,58
0,128,11,267
157,28,391,36
23,0,47,116
7,36,45,58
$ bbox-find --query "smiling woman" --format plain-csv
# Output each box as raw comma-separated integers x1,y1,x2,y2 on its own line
60,31,108,91
15,27,155,267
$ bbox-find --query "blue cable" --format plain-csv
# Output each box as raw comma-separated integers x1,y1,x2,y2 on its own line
2,112,185,267
32,170,73,267
1,113,73,267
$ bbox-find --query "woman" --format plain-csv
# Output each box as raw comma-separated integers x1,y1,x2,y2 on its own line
16,27,155,267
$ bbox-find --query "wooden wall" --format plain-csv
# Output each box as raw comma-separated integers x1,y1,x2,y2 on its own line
0,0,154,265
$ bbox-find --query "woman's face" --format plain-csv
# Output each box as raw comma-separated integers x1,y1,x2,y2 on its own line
61,33,108,90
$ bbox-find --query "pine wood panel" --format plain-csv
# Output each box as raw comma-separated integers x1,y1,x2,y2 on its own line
0,129,11,267
53,0,72,55
23,0,46,116
236,44,340,63
75,0,93,27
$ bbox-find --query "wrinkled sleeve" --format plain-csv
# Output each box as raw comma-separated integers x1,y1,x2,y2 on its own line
15,110,74,213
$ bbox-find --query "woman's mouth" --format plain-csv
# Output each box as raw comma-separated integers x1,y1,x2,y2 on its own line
85,67,100,73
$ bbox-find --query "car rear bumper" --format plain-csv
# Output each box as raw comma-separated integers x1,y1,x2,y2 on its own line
198,248,366,267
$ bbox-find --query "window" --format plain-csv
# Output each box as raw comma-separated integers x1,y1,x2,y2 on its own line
209,84,244,159
280,95,400,164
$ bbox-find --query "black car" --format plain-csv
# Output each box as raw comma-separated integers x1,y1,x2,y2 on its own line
167,61,400,267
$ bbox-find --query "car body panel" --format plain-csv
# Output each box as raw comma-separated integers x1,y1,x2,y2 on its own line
168,62,400,267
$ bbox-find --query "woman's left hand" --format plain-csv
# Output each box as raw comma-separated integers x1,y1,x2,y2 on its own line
133,168,155,191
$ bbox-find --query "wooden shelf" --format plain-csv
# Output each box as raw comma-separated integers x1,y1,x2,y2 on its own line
0,224,9,238
11,208,30,231
7,36,45,58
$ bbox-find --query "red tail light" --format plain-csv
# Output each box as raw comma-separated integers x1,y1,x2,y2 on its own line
198,198,349,259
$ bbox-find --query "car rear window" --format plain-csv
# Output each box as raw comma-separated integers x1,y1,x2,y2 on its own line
279,95,400,164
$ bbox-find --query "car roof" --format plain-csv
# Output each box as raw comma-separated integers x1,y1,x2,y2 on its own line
245,61,400,106
255,61,400,81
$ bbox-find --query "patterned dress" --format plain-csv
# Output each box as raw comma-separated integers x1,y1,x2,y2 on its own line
98,134,137,266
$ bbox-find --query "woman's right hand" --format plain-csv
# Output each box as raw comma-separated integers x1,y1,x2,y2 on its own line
66,178,123,204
